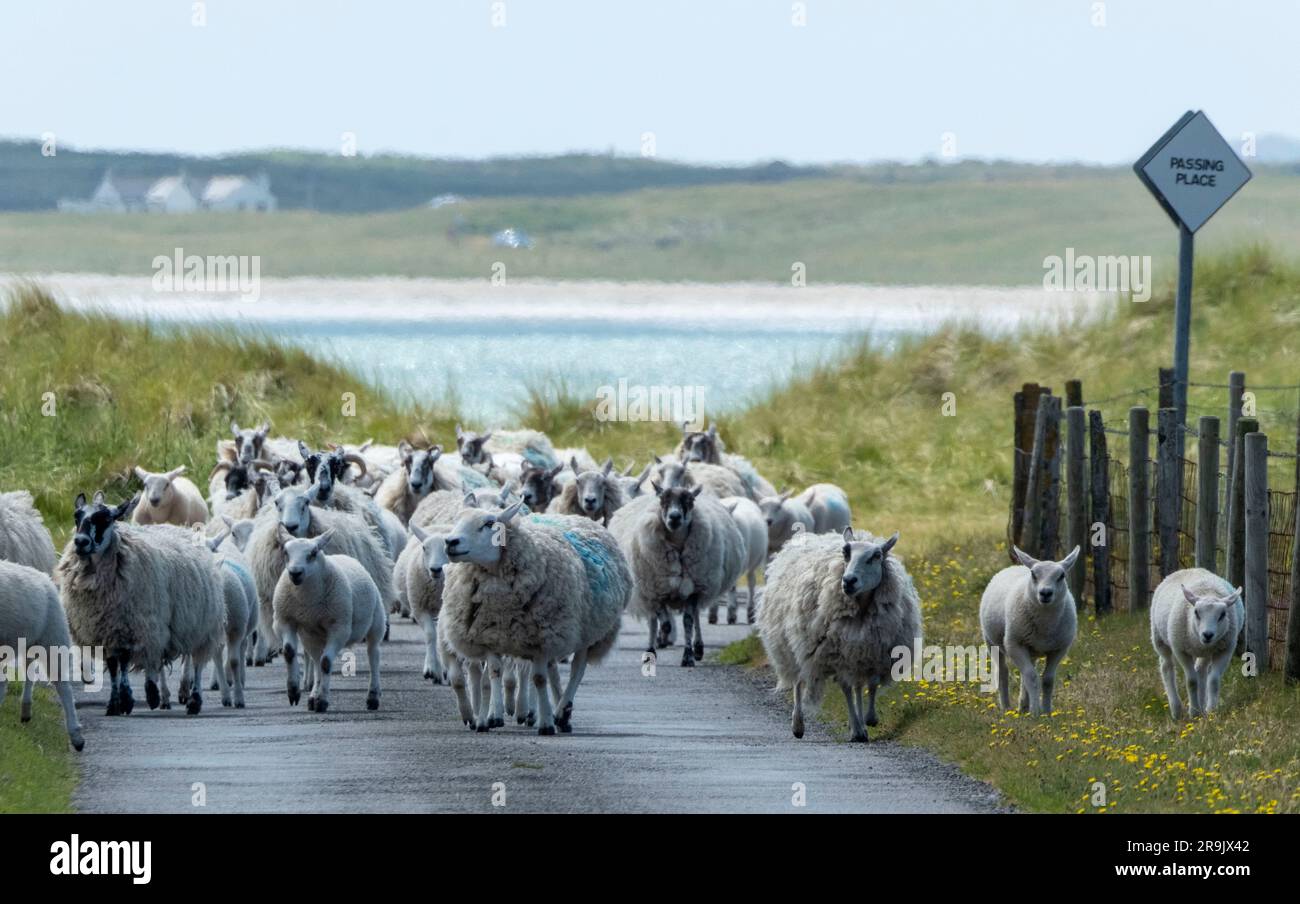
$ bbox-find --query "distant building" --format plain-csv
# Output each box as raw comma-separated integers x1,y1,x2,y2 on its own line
201,173,277,212
58,170,277,213
145,174,201,213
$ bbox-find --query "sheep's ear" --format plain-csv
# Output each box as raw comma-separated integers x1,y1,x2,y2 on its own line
1228,586,1244,604
571,456,581,474
1181,584,1198,605
74,492,87,511
621,462,634,476
601,457,614,476
134,466,149,481
498,499,524,523
636,464,652,483
842,526,855,543
277,524,292,546
429,444,443,461
1059,545,1080,572
221,514,235,529
881,531,900,556
168,465,187,479
231,421,241,435
546,463,564,480
690,485,703,498
778,488,791,502
707,423,717,438
1012,546,1038,569
312,531,333,554
115,494,141,521
410,523,428,543
463,491,477,507
93,490,106,506
651,480,664,497
206,533,225,553
653,454,663,465
298,441,312,459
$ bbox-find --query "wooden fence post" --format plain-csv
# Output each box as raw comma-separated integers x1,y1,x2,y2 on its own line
1037,396,1064,561
1227,416,1258,655
1065,379,1083,410
1021,392,1053,559
1195,416,1220,570
1287,466,1300,683
1066,405,1086,606
1157,407,1180,577
1226,371,1245,500
1089,410,1111,616
1128,407,1151,611
1158,367,1175,410
1011,383,1046,558
1244,431,1270,669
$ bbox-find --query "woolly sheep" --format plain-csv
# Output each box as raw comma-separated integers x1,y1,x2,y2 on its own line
607,483,746,667
132,465,209,528
57,492,227,716
300,445,406,559
707,496,767,626
0,560,85,749
273,530,386,713
440,502,631,734
410,484,519,531
615,462,653,501
394,523,450,683
327,439,402,489
675,422,777,499
208,459,277,522
547,457,627,525
757,490,816,555
651,457,750,500
979,545,1081,716
373,442,443,526
795,483,852,535
203,530,260,707
518,460,566,512
0,490,57,574
1150,568,1244,720
759,528,920,742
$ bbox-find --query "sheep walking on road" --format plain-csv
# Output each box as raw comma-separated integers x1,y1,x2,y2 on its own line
0,560,85,750
979,545,1081,716
273,530,386,713
759,529,921,742
1150,568,1243,720
708,496,767,625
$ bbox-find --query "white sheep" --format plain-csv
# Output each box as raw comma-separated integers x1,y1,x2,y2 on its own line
759,528,920,742
203,530,259,707
394,523,450,683
607,483,746,667
132,465,209,528
795,483,852,534
298,445,407,559
57,492,227,716
757,490,816,555
650,457,750,499
374,443,443,526
979,545,1081,716
615,462,653,501
410,485,519,531
547,457,627,525
273,531,386,713
707,496,767,625
675,422,777,499
207,459,277,522
0,490,57,574
0,559,85,750
440,502,631,734
1150,568,1244,720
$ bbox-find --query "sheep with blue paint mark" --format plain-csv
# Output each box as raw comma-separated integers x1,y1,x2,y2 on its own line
439,503,630,735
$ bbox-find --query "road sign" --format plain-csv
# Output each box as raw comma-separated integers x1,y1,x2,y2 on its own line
1135,110,1252,233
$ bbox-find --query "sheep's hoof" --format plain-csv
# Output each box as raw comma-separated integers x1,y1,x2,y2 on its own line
119,686,135,715
245,656,253,667
488,716,504,728
850,732,869,743
707,612,718,625
105,698,119,717
476,724,489,733
70,733,85,752
865,714,879,728
525,712,536,727
159,700,171,711
235,702,245,709
746,609,756,624
20,704,32,723
383,625,391,642
254,658,267,667
692,641,705,659
537,725,556,736
209,680,219,692
558,720,573,734
680,655,695,668
288,687,300,706
516,714,527,725
222,698,233,708
145,679,160,710
186,693,202,715
727,612,737,625
792,727,804,739
366,693,379,711
307,697,317,711
315,699,329,714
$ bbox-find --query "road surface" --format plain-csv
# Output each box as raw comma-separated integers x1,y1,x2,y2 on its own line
72,613,1003,813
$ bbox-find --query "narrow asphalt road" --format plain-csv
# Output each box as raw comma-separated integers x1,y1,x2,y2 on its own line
72,611,1003,814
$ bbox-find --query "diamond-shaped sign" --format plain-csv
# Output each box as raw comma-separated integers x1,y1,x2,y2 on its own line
1134,111,1251,233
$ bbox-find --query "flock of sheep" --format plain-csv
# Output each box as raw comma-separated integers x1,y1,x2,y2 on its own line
0,419,1246,752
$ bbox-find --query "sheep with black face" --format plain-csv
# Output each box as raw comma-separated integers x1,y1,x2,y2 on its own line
374,442,443,526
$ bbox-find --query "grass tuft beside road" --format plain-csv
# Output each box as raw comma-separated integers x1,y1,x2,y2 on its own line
0,688,78,813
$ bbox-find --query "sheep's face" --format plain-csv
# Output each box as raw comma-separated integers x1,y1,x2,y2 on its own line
231,422,268,465
136,467,184,508
654,483,701,533
1182,585,1242,646
226,518,256,551
680,427,720,464
72,493,138,557
282,533,330,586
519,462,563,510
455,425,492,465
276,489,314,538
618,463,652,499
1012,546,1080,606
574,459,614,517
444,500,523,566
654,460,690,490
224,463,253,500
759,493,796,543
841,530,899,598
406,446,442,497
420,533,450,580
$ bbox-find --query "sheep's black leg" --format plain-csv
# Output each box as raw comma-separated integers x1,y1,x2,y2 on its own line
105,655,120,716
646,614,658,656
680,608,696,668
656,613,672,649
145,675,160,710
692,602,705,661
117,651,134,715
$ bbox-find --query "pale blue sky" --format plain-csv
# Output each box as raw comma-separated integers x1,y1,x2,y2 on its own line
1,0,1294,164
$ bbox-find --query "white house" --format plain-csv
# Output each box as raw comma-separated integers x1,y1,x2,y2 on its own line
145,175,200,213
201,173,277,211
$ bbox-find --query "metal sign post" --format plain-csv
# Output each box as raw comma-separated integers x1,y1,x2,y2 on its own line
1135,111,1252,540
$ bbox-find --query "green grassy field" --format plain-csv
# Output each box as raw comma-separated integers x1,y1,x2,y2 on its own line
2,246,1299,811
4,169,1300,284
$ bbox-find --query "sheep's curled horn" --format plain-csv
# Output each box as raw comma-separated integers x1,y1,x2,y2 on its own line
209,457,273,480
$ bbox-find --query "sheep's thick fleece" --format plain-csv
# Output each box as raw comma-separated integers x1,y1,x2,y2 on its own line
759,532,922,703
440,514,629,664
1150,568,1242,662
0,491,57,574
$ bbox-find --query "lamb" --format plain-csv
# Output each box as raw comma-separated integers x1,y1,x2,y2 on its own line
0,560,85,749
1150,568,1244,720
979,545,1081,716
373,442,443,526
547,457,627,525
440,502,631,734
707,496,767,626
56,492,227,716
0,490,57,574
132,465,209,528
203,529,259,707
757,490,816,555
272,531,385,713
759,528,921,742
795,483,852,535
675,422,777,499
607,483,746,667
393,523,450,683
